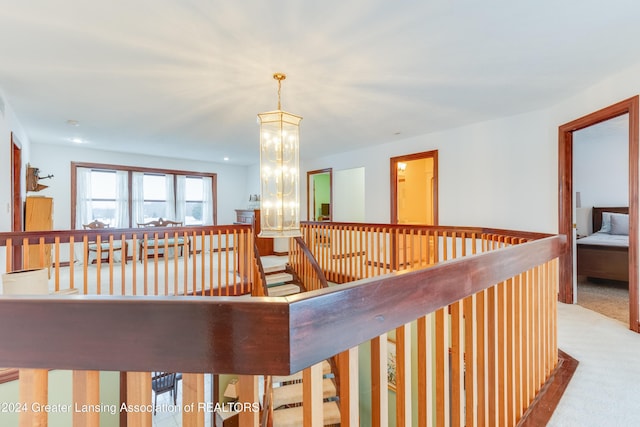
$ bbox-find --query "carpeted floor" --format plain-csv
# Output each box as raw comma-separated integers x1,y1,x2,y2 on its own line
550,303,640,426
576,276,628,324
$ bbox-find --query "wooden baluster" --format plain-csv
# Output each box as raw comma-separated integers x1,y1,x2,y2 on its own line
506,276,516,426
126,371,151,427
435,307,449,427
303,363,324,427
487,285,497,427
238,374,259,426
338,347,359,427
73,370,100,426
476,289,488,427
132,235,138,296
451,300,464,427
108,236,114,295
370,334,388,427
464,294,478,427
497,280,507,426
396,323,412,426
417,315,428,427
5,238,12,272
183,373,205,427
19,369,48,427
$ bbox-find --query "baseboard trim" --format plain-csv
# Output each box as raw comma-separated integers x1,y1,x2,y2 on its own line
517,349,578,426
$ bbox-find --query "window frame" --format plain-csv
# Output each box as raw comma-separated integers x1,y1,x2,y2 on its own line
71,162,217,229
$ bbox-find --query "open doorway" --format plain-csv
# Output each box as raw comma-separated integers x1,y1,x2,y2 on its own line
573,115,629,323
307,168,332,221
390,150,438,225
558,96,639,332
11,133,23,270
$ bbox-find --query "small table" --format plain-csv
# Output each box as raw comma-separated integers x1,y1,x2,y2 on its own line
215,408,239,427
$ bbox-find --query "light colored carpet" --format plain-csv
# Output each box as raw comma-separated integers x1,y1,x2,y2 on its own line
549,303,640,426
576,276,628,324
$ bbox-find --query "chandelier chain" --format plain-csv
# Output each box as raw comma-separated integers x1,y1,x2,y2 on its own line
273,73,286,111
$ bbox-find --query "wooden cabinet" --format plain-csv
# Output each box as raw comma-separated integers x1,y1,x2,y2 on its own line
25,196,53,272
235,209,273,256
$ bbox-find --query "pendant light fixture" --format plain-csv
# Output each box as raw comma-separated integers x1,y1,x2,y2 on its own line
257,73,302,238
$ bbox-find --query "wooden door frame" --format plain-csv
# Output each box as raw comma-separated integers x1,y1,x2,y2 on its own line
390,150,439,225
306,168,332,221
558,96,639,332
10,132,23,270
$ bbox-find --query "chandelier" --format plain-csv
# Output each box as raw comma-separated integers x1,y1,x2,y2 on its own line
258,73,302,238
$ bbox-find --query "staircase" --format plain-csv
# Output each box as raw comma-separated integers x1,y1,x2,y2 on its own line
261,256,301,297
271,360,341,426
258,256,340,426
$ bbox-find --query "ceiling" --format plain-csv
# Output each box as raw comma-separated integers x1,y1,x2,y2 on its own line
1,1,639,165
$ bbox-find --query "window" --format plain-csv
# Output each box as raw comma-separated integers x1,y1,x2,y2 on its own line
72,163,216,229
89,170,117,224
180,176,213,225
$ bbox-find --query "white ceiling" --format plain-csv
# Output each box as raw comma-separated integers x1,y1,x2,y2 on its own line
1,1,639,165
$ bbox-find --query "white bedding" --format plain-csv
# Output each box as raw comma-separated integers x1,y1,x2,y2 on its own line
577,232,629,248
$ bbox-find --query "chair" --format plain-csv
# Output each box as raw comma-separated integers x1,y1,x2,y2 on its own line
137,218,190,261
82,220,127,264
151,372,177,414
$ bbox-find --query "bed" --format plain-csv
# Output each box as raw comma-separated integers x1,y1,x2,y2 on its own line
576,207,629,282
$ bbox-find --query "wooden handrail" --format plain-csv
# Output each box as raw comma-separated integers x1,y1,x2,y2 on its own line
0,234,565,376
0,224,250,245
302,221,553,242
292,236,329,289
254,241,270,296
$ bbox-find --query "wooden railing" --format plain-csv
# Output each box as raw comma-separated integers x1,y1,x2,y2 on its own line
0,224,565,426
288,236,329,292
296,221,551,283
1,224,255,297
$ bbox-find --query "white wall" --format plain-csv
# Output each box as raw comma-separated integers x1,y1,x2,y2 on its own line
303,108,557,232
573,115,629,208
0,89,31,233
302,61,640,235
30,143,250,229
333,167,365,222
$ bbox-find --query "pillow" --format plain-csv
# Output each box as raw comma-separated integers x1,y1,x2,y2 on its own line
599,212,613,233
610,213,629,236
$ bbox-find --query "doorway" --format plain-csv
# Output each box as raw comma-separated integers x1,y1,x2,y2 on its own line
11,133,23,270
307,168,332,221
558,96,639,332
390,150,438,225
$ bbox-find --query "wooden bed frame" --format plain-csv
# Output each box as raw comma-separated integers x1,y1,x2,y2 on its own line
576,206,629,282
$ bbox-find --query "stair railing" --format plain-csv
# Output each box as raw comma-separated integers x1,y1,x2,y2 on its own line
260,375,274,427
0,229,565,426
252,241,270,296
289,236,329,291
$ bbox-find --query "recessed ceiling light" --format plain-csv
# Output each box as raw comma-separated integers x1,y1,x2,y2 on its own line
66,119,80,127
69,137,85,144
223,157,229,161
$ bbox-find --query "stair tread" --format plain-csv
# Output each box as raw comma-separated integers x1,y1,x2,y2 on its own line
263,264,288,274
273,401,341,427
266,272,294,285
273,378,336,408
273,360,331,383
268,284,300,297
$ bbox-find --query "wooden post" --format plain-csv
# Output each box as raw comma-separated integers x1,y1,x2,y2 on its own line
19,369,48,427
126,372,151,427
73,370,100,426
183,373,205,427
303,363,324,427
338,347,359,427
